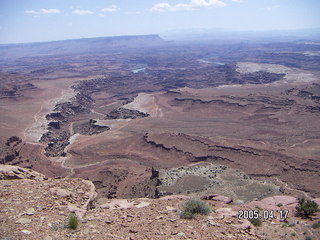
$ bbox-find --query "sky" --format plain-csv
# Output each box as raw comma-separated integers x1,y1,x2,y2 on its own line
0,0,319,44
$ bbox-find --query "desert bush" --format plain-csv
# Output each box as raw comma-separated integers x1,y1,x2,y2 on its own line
66,214,79,230
296,198,319,218
180,199,211,219
311,222,320,229
248,218,262,227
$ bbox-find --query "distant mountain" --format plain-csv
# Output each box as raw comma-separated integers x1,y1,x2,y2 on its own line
161,28,320,43
0,35,165,59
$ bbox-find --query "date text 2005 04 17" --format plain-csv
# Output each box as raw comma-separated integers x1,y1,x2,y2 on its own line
238,210,289,220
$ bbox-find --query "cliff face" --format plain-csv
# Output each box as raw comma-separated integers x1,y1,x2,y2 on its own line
1,165,319,240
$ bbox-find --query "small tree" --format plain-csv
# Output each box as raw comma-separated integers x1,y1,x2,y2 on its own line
296,198,319,218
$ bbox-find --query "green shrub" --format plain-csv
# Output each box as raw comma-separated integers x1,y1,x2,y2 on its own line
291,232,296,237
296,198,319,218
248,218,262,227
311,222,320,229
66,214,79,230
180,199,211,219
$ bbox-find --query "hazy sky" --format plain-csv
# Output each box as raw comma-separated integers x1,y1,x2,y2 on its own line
0,0,319,44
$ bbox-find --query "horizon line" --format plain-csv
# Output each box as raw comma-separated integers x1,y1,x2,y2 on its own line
1,27,320,45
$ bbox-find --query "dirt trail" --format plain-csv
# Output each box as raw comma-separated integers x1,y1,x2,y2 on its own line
91,109,106,118
274,177,311,199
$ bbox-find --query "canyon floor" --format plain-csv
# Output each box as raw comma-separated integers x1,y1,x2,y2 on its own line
0,35,319,239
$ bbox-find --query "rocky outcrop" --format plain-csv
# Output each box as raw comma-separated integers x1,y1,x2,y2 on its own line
285,84,320,113
242,71,286,84
0,137,21,164
105,107,150,120
48,121,60,130
0,166,99,239
0,71,37,98
0,146,18,164
156,164,226,189
246,195,299,211
5,136,22,146
143,130,320,197
152,162,281,202
0,164,44,180
53,92,93,117
45,112,65,122
201,194,233,204
73,119,110,135
40,131,70,157
172,95,295,109
41,91,94,156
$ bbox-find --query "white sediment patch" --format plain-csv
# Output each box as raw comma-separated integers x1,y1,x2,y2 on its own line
123,92,164,118
236,62,291,74
68,133,80,145
304,51,320,57
24,88,76,143
216,84,244,89
95,119,130,130
95,119,130,125
236,62,317,83
123,93,153,114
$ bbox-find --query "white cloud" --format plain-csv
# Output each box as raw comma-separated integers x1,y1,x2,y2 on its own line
191,0,226,8
231,0,243,3
150,0,226,12
150,3,170,12
101,5,119,12
265,5,280,11
25,10,38,14
25,9,61,15
150,3,193,12
72,9,94,15
41,9,60,14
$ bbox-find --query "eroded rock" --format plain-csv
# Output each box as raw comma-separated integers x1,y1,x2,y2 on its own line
105,107,149,120
0,165,44,180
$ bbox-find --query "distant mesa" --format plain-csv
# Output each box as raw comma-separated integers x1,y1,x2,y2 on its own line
0,34,165,59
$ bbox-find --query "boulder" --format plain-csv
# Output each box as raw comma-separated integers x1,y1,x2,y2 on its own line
159,195,188,200
50,187,72,198
202,194,233,204
246,195,299,211
260,195,298,206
